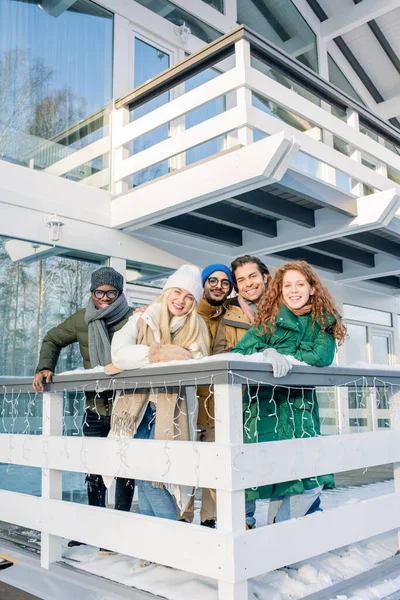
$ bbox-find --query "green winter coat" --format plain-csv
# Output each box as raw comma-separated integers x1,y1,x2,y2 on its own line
35,308,132,415
232,304,336,500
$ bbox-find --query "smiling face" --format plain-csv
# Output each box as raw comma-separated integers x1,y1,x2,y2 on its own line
235,262,269,304
203,270,231,306
166,288,195,317
282,270,314,310
91,285,119,310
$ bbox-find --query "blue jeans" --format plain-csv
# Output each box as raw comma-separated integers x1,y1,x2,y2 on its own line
245,487,322,527
135,405,178,521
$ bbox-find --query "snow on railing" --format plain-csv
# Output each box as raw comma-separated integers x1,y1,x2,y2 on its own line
1,358,400,600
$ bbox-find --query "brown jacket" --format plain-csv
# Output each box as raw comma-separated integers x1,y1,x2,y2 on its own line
197,297,226,347
197,297,227,426
213,298,254,354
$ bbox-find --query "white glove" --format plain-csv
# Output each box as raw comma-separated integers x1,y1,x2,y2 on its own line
263,348,292,378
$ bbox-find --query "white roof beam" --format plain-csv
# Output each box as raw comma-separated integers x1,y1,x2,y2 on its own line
375,96,400,121
111,133,299,230
0,202,186,270
336,256,400,283
320,0,400,41
241,189,400,256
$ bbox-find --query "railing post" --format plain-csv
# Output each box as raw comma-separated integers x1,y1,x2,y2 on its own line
41,391,63,569
214,379,248,600
112,106,130,195
234,38,253,149
337,387,351,434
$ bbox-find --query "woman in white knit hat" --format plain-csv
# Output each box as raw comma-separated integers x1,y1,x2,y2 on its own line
105,264,210,527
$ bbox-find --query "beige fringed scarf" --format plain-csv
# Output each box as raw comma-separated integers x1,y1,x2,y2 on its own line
102,312,196,511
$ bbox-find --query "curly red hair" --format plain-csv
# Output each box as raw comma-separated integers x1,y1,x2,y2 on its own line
255,261,346,344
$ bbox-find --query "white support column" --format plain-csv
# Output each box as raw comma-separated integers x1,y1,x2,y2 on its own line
346,108,363,196
234,39,253,149
224,0,238,22
170,48,187,171
214,380,248,600
41,391,63,569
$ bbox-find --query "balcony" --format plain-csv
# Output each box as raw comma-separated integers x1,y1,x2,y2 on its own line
2,25,400,291
1,359,400,599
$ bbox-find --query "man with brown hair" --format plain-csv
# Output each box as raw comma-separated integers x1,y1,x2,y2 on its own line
214,255,270,354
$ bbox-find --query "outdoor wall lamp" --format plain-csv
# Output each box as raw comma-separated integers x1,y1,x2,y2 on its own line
44,214,64,245
174,21,191,45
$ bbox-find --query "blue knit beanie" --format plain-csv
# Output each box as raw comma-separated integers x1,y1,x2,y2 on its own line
201,263,234,293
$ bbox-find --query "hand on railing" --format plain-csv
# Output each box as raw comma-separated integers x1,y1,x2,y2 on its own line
263,348,292,378
32,369,54,394
148,342,191,363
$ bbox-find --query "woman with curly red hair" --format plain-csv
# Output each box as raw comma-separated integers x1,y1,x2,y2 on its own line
232,261,346,527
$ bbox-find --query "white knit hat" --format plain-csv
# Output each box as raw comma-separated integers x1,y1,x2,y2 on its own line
163,264,203,304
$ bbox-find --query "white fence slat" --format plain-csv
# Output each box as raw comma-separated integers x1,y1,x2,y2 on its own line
115,69,241,148
0,490,234,580
247,105,400,192
232,430,400,490
0,435,230,489
115,107,245,181
247,67,400,174
233,492,400,580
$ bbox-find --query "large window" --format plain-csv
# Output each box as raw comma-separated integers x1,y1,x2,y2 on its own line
0,236,102,376
0,0,113,184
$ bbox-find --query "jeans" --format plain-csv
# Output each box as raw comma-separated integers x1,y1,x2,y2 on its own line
134,405,178,520
83,408,135,511
245,487,322,527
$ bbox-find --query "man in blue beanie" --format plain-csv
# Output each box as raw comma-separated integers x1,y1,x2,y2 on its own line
181,264,233,529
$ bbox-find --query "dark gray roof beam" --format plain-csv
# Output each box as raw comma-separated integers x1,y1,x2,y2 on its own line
306,240,375,267
233,190,315,228
193,203,277,237
155,214,243,246
340,232,400,258
273,247,343,273
370,276,400,289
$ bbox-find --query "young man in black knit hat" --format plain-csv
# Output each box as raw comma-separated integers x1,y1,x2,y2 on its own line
32,266,135,549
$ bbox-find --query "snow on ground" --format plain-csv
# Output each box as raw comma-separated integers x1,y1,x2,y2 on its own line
62,480,398,600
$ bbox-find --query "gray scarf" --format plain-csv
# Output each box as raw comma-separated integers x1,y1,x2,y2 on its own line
85,294,130,368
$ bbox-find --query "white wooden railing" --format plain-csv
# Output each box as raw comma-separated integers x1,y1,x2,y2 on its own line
20,26,400,198
1,360,400,600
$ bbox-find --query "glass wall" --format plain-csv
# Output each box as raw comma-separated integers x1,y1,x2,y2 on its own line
0,236,101,376
237,0,318,71
0,0,113,185
328,55,364,103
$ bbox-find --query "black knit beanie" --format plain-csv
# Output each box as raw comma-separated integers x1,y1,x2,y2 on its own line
90,267,124,293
